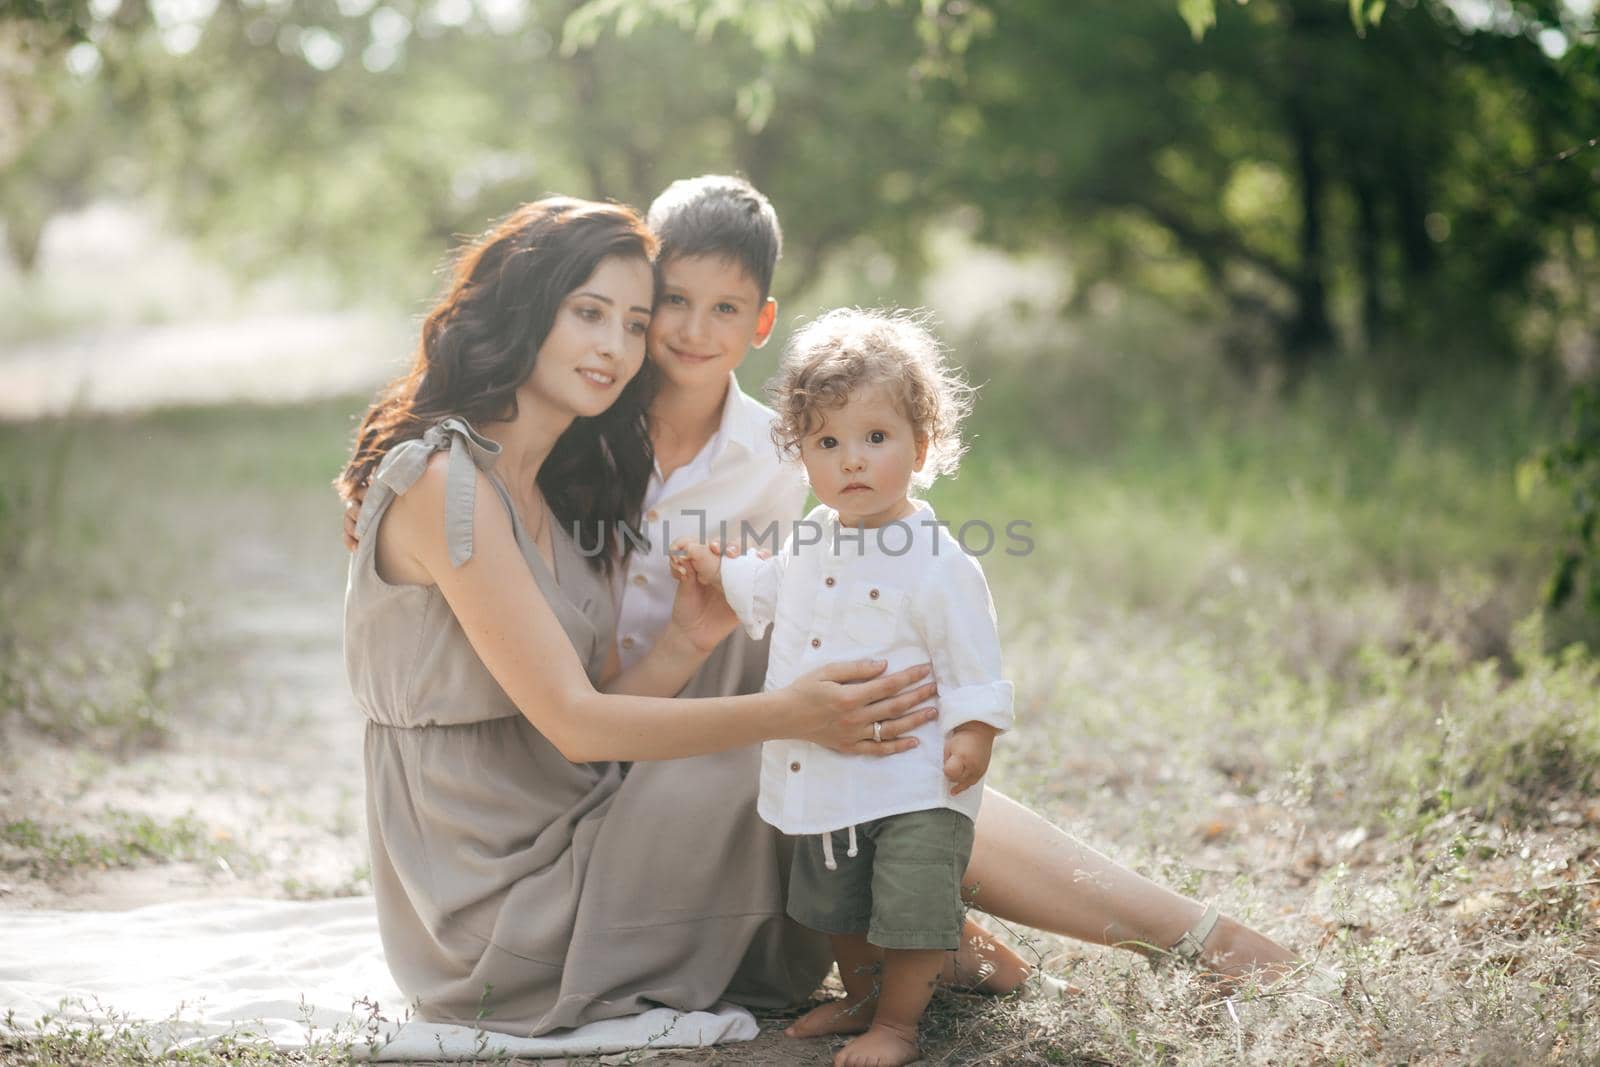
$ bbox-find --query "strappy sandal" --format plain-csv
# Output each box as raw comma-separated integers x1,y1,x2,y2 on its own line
1159,903,1347,999
1161,901,1222,971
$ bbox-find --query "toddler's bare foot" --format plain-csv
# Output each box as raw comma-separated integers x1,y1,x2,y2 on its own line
833,1021,921,1066
784,996,875,1038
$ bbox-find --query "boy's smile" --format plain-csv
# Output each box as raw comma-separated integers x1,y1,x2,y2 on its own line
800,385,929,529
648,253,776,393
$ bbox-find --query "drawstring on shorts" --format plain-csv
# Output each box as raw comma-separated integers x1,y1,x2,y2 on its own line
821,825,860,871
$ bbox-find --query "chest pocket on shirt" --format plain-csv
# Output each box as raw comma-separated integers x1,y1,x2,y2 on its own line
843,582,905,647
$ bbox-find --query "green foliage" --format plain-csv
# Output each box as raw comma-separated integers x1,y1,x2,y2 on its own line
0,810,242,876
1335,616,1600,826
563,0,835,57
1348,0,1387,36
931,313,1590,831
1522,381,1600,614
6,0,1593,379
1177,0,1217,42
1,998,384,1065
0,399,354,749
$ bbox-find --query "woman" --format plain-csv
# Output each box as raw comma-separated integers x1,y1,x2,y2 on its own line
339,197,938,1034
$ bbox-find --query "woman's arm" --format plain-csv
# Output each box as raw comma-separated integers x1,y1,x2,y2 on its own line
601,623,710,697
386,457,932,762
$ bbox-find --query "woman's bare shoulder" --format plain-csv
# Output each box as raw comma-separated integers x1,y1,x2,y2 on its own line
378,452,511,584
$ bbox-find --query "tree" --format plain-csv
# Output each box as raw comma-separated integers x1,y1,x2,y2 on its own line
3,0,1594,383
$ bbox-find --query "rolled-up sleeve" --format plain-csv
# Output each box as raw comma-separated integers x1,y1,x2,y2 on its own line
915,552,1014,735
721,550,787,640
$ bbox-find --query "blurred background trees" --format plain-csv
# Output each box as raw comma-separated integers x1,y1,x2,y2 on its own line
5,0,1595,379
4,0,1599,601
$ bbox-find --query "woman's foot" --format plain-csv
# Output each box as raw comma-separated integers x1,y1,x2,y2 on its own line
834,1021,920,1067
1156,904,1314,994
943,919,1035,994
1198,911,1298,982
785,996,876,1038
1016,970,1084,1000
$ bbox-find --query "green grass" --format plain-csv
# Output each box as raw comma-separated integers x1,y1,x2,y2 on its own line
2,333,1598,1063
0,1003,383,1066
922,327,1600,835
0,809,258,879
0,397,359,747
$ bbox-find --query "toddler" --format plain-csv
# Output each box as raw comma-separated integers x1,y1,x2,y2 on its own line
673,307,1013,1067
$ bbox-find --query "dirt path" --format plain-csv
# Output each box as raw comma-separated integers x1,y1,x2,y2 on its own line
0,313,409,421
1,529,368,910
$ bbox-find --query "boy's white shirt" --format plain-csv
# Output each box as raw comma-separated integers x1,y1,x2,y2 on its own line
721,501,1014,835
614,373,808,671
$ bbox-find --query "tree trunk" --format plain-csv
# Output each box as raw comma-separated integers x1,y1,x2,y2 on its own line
1354,175,1383,351
1393,163,1436,282
1282,93,1335,372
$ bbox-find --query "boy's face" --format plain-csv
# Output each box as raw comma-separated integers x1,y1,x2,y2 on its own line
799,384,929,529
648,254,776,396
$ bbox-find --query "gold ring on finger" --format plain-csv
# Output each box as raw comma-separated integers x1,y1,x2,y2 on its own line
872,721,883,743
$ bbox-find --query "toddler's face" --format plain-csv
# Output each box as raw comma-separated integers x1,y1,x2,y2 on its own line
799,385,928,528
647,254,774,394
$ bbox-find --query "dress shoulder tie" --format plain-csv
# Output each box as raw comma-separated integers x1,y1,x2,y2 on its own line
354,415,502,567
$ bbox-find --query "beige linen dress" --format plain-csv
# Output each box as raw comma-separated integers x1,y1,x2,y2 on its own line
344,417,830,1036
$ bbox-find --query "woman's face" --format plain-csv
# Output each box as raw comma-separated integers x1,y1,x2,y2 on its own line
522,254,655,420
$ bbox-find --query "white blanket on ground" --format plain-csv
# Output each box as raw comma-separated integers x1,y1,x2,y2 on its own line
0,897,759,1060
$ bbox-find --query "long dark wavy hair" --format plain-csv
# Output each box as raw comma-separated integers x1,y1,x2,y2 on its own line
339,196,659,573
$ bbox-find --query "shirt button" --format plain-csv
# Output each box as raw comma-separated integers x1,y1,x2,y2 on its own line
869,588,880,599
810,638,821,649
824,577,835,587
790,761,801,772
632,574,647,586
621,636,636,650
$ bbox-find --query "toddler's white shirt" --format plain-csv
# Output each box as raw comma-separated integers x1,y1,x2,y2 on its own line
722,501,1014,835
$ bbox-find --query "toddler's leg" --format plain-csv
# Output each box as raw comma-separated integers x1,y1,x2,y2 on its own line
784,933,881,1039
834,948,943,1067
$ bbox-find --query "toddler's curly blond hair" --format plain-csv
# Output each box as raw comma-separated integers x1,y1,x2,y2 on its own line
770,308,974,489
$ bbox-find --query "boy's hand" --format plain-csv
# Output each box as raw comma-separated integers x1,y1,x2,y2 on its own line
669,538,727,588
343,484,369,551
943,722,998,796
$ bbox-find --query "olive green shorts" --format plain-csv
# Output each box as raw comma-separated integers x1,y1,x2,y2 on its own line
785,808,975,951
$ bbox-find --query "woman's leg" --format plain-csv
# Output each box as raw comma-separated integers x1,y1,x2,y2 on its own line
965,788,1299,978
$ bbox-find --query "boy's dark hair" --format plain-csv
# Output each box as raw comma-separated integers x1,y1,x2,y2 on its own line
646,174,782,298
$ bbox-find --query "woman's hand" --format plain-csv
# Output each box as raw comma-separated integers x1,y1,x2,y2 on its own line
665,540,739,654
783,660,938,756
